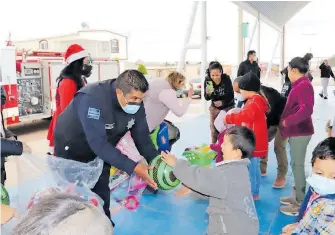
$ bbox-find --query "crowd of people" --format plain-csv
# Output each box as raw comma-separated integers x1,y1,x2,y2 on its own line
1,45,335,235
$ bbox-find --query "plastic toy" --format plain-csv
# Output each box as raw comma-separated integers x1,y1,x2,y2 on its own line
183,144,217,167
1,184,10,205
150,122,170,151
109,131,148,211
110,174,146,211
149,120,180,152
149,155,180,190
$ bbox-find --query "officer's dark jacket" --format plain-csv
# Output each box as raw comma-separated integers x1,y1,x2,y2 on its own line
54,79,159,175
237,60,261,79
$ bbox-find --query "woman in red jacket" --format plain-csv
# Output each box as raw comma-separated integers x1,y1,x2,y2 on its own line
47,44,91,154
224,71,269,200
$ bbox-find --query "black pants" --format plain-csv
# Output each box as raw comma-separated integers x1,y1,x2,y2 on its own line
93,162,114,226
1,159,6,185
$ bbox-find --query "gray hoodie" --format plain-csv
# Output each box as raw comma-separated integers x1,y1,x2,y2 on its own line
173,158,259,235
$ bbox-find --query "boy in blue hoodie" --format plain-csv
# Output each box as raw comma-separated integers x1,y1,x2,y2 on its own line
281,137,335,235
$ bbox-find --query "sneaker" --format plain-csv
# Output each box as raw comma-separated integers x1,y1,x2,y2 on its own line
253,195,260,201
261,170,267,176
280,195,294,205
324,96,328,100
273,177,286,189
319,93,324,98
280,202,301,216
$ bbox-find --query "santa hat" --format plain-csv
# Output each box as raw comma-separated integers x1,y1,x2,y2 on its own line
64,44,88,65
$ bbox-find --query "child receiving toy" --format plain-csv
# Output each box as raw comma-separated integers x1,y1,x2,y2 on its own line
281,137,335,235
224,71,269,200
161,126,259,235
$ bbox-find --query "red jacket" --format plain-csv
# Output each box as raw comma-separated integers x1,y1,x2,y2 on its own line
47,78,84,147
225,94,268,157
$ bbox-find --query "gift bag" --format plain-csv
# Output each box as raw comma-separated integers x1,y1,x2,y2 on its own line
214,108,242,132
15,154,104,214
109,131,147,211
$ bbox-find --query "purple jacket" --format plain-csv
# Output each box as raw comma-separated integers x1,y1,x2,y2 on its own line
280,76,314,139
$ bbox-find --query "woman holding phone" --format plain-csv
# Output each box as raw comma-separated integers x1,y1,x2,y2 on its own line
204,61,235,143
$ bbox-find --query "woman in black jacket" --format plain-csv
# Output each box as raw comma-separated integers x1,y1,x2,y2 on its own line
204,61,234,143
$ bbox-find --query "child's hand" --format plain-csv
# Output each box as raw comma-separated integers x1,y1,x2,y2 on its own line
1,204,19,225
161,151,177,167
175,186,192,197
281,222,298,234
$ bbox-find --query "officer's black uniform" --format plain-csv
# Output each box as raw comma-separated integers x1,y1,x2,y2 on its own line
54,79,159,224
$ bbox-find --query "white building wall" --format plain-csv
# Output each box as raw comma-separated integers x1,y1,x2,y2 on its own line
13,31,127,60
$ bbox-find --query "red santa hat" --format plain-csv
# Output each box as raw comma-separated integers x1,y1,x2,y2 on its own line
64,44,88,64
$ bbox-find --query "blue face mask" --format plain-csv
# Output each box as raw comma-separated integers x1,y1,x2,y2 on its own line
122,102,140,115
306,173,335,195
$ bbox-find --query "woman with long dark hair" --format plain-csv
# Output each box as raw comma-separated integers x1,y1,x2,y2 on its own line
47,44,90,154
204,61,234,143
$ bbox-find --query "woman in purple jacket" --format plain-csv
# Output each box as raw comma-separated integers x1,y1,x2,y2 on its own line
279,57,314,216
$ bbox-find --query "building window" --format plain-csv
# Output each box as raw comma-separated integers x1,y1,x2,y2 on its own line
111,39,119,53
39,40,48,50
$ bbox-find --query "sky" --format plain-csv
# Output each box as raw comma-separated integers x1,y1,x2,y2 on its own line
1,0,334,64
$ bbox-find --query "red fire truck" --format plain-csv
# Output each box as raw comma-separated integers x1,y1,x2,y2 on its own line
0,46,120,126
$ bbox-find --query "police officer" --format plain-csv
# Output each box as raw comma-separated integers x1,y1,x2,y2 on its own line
54,70,159,225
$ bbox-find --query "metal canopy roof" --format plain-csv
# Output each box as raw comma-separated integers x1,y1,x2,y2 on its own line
233,1,310,31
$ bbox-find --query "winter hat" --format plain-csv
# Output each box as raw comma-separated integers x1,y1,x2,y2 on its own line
238,71,260,92
64,44,88,64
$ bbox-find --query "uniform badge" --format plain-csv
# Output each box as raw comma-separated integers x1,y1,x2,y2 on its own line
105,123,115,129
87,107,100,120
127,118,135,129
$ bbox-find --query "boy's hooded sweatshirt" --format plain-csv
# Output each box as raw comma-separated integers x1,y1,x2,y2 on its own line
225,94,268,157
173,158,259,235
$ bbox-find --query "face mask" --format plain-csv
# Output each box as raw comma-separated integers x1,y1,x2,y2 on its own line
306,173,335,195
122,102,140,115
82,64,93,77
234,92,246,102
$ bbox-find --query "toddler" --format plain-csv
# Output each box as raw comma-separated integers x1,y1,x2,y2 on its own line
281,137,335,235
211,108,241,163
162,126,259,235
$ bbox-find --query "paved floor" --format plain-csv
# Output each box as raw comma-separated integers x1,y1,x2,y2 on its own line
3,86,335,235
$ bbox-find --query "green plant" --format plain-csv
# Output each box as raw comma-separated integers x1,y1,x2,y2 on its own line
137,64,148,75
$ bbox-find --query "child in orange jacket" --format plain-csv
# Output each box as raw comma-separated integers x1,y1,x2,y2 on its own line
224,71,269,200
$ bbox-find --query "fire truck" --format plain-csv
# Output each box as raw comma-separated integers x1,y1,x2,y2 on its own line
0,46,120,126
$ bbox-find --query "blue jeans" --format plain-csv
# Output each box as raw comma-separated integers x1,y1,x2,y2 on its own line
248,157,261,196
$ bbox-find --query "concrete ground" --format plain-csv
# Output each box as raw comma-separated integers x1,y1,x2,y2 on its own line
3,85,335,234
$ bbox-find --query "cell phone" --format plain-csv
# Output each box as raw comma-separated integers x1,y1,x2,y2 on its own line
207,81,213,87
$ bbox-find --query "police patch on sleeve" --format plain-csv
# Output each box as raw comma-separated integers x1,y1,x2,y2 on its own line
87,107,101,120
